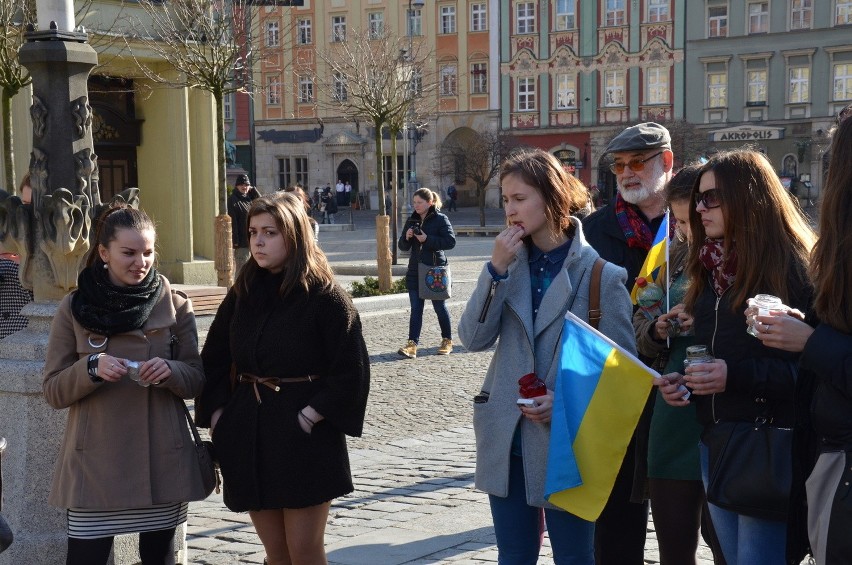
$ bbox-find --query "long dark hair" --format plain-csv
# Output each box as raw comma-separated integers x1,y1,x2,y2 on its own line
234,193,335,297
86,205,155,268
499,148,588,242
684,150,815,311
810,107,852,332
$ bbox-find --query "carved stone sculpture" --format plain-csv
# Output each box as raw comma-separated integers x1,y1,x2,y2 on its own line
38,189,91,292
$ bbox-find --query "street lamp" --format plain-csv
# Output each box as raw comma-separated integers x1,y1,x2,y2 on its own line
403,0,424,216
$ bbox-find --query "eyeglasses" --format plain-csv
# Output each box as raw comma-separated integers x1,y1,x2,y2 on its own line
694,188,722,209
609,151,664,175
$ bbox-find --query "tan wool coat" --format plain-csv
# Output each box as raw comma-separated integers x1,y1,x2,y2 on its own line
43,277,207,510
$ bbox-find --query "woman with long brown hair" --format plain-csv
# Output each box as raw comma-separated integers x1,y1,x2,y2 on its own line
655,150,815,564
196,193,370,565
754,104,852,563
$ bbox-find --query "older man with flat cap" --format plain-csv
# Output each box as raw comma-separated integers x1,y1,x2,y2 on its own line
582,122,672,565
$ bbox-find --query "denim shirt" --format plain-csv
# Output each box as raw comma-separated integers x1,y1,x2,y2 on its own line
528,238,573,322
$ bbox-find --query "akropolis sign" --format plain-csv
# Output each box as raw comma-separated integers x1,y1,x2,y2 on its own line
708,125,786,142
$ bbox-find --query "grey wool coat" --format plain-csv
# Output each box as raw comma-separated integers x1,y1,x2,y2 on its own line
458,218,637,508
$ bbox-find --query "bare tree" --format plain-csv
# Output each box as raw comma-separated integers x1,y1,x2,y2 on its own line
125,0,284,286
438,129,513,227
0,0,34,193
313,29,435,290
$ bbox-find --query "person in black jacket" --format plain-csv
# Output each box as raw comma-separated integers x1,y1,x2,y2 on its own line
582,122,673,565
196,194,370,565
655,150,815,565
227,174,260,273
397,188,456,359
754,104,852,564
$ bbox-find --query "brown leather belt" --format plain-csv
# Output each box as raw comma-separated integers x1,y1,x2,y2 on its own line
238,373,320,404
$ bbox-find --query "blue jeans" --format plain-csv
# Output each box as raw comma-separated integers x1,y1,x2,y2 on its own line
489,455,594,565
407,290,451,343
699,441,786,565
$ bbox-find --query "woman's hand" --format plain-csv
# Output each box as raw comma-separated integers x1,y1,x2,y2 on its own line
653,373,691,407
519,390,554,424
297,405,325,434
753,312,814,353
210,407,224,435
414,231,427,244
405,227,415,240
491,225,525,275
140,357,172,385
653,304,694,341
97,355,128,382
683,359,727,395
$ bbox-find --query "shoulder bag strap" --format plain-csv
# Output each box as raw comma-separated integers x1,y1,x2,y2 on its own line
588,258,606,330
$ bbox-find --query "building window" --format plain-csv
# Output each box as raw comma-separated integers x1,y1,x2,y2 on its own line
332,15,346,42
603,70,626,106
555,0,576,30
748,2,769,34
408,8,422,36
834,63,852,101
555,74,576,109
838,1,852,24
368,11,384,39
440,6,456,34
791,0,812,29
266,21,279,47
440,65,457,96
605,0,626,26
298,76,313,103
516,2,536,34
789,67,810,103
471,3,487,31
708,6,728,37
267,76,281,105
646,67,668,104
707,72,727,108
471,62,487,94
517,77,536,111
278,157,309,190
333,72,347,101
223,93,233,120
297,18,312,44
747,70,767,104
648,0,669,22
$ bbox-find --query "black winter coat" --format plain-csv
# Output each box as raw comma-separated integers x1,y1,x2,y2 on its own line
582,204,665,291
398,207,456,289
196,271,370,511
227,189,260,248
690,264,812,430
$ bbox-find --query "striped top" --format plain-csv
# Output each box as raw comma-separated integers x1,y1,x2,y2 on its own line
67,502,188,539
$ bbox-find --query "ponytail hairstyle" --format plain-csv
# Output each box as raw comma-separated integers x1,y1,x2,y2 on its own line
413,187,442,211
86,205,156,268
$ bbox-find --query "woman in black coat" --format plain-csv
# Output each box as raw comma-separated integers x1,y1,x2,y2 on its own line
196,193,370,564
397,188,456,359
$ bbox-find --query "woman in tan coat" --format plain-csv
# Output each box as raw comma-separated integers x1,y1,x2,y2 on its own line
43,205,207,564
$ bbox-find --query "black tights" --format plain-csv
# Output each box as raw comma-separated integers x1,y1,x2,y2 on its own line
66,528,176,565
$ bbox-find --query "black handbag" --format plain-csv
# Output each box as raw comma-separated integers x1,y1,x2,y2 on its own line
181,404,220,498
704,418,793,521
418,253,451,301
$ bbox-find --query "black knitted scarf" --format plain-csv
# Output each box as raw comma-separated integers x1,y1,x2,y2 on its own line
71,260,163,336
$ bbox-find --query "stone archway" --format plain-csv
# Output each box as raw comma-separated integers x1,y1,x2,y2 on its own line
336,159,358,205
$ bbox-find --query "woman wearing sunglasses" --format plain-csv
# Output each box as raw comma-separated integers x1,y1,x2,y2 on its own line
655,150,815,565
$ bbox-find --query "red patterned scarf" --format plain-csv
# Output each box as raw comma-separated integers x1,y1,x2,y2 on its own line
699,238,738,296
614,193,653,250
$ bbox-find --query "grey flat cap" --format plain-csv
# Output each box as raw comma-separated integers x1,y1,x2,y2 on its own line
604,122,671,154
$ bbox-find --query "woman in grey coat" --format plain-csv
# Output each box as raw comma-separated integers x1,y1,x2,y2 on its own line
459,149,636,564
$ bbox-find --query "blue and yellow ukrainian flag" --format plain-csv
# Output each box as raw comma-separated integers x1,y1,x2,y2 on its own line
630,211,669,304
544,312,657,522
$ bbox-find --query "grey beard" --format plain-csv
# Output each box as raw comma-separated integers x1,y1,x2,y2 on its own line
618,160,667,205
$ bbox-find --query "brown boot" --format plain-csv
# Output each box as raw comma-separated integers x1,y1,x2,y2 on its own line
437,338,453,355
398,340,417,359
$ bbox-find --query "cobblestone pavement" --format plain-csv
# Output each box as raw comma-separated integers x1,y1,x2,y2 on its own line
185,208,720,564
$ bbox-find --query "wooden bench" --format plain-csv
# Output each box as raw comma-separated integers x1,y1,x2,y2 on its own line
454,226,503,237
172,284,228,316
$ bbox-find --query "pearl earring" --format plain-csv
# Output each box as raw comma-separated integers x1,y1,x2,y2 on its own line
103,263,108,269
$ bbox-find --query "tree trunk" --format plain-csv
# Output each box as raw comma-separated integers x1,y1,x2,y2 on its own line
479,183,486,227
375,215,391,291
2,89,16,194
390,128,399,265
214,91,233,287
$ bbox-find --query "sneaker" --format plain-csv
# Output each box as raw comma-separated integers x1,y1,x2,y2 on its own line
398,340,417,359
437,338,453,355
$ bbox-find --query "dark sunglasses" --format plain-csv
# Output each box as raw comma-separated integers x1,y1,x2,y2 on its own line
695,188,722,209
609,151,663,175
